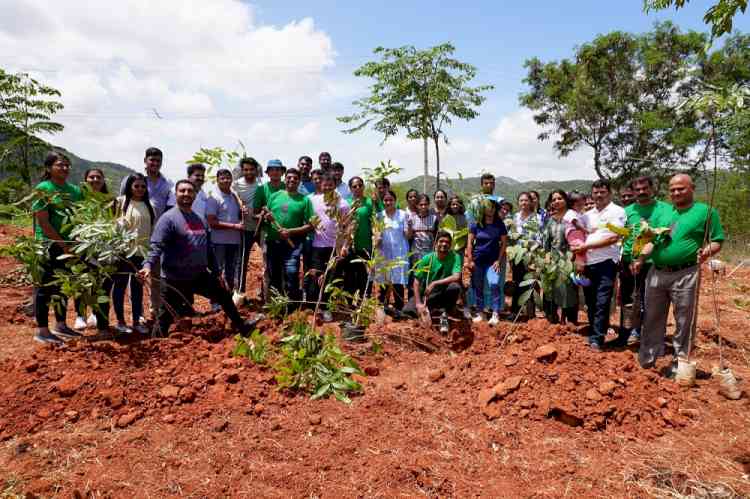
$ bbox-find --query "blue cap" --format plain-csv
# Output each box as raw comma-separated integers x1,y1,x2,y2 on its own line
266,159,285,170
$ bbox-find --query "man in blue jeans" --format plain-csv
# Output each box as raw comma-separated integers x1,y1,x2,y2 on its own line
261,168,314,309
572,179,626,351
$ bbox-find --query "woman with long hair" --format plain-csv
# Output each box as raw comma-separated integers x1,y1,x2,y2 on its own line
433,189,449,219
542,189,579,324
111,174,155,334
32,152,85,344
375,190,410,314
405,189,419,215
406,194,438,299
466,199,508,325
74,167,111,329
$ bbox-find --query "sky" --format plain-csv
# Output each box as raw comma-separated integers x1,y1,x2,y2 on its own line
1,0,749,184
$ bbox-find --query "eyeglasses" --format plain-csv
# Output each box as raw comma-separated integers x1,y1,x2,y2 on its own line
351,184,364,189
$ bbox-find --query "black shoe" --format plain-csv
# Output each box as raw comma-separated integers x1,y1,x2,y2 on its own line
237,318,261,336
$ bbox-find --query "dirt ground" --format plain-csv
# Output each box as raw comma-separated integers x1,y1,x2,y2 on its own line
1,224,749,498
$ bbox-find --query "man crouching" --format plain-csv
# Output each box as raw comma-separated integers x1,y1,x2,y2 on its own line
138,180,255,336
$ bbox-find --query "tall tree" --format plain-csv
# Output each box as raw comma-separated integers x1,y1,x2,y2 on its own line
644,0,747,40
520,22,708,182
338,43,493,191
0,70,64,185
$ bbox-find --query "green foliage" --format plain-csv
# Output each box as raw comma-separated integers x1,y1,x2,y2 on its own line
520,22,709,183
710,169,750,239
0,236,50,285
232,330,270,364
438,214,468,252
186,142,246,179
0,70,64,185
644,0,748,40
274,313,363,403
506,218,573,309
338,43,493,185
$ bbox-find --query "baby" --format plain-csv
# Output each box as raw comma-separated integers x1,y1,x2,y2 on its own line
565,191,591,286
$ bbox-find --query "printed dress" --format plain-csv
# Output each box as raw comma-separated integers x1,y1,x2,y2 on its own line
376,209,410,285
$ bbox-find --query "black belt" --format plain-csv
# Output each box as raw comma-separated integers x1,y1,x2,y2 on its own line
654,262,696,272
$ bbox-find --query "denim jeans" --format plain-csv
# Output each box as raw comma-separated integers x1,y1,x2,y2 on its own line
213,243,240,291
112,255,144,324
471,262,502,313
266,239,304,305
583,259,618,346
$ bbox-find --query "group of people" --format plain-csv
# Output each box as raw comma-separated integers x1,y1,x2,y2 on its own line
30,147,724,373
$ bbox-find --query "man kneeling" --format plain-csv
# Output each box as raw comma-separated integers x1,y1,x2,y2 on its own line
403,231,462,332
138,180,254,336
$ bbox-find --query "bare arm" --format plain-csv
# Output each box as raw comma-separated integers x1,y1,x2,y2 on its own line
34,210,70,252
207,214,242,232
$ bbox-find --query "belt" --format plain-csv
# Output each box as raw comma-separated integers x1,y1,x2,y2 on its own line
654,262,696,273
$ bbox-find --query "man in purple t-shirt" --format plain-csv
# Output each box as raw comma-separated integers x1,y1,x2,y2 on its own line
138,180,255,337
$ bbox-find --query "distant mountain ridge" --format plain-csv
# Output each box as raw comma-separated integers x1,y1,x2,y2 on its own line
394,175,593,204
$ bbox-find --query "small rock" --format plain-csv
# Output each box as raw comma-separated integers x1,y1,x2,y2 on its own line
116,411,140,428
586,388,603,402
55,375,83,397
519,399,534,409
253,404,265,416
101,389,125,409
309,414,322,425
159,385,180,399
211,420,229,432
598,381,617,396
364,366,380,376
392,380,405,390
481,403,503,420
428,369,445,382
678,408,700,419
478,388,496,406
270,421,282,431
162,414,176,424
65,410,79,422
24,361,39,373
534,344,558,363
519,409,530,418
36,408,52,419
548,406,583,427
221,358,241,369
493,376,523,399
178,387,196,403
503,357,517,367
657,397,668,408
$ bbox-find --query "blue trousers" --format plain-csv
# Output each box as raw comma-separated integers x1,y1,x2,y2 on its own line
266,239,304,305
471,262,502,312
583,259,618,346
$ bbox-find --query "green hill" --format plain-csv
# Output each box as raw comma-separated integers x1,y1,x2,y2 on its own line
0,133,136,191
394,175,593,205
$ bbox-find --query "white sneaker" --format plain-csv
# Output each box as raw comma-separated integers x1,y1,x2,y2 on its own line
322,310,333,322
472,312,485,323
86,313,97,327
74,316,87,330
488,312,500,326
463,307,472,320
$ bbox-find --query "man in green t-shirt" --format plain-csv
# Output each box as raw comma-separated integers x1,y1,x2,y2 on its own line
252,159,286,301
635,174,724,370
619,175,672,346
262,167,313,307
403,231,462,331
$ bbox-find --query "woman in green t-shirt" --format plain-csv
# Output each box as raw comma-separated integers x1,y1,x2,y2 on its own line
31,152,84,344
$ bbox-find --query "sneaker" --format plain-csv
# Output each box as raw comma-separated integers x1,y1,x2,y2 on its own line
488,312,500,326
627,329,641,346
439,313,449,334
588,341,602,352
33,329,63,345
73,316,87,330
114,323,132,335
237,318,260,336
86,313,98,327
570,272,591,287
52,324,83,340
472,312,485,323
463,306,472,320
322,310,333,322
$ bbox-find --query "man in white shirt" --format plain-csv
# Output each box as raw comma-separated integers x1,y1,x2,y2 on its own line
572,179,626,351
331,161,351,199
187,163,209,223
232,157,262,294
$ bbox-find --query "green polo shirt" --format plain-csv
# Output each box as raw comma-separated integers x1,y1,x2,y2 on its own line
651,202,724,267
622,200,672,262
253,181,285,210
413,250,462,291
265,190,313,242
31,180,83,240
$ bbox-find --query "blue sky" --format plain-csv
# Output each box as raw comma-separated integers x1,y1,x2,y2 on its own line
2,0,748,182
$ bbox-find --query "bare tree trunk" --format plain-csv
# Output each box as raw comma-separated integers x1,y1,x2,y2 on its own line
433,134,441,190
593,147,605,180
423,136,429,193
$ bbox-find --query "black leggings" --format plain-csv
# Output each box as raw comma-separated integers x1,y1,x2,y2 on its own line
34,245,67,328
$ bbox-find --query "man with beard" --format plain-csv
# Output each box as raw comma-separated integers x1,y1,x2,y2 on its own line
138,180,255,336
619,176,672,346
